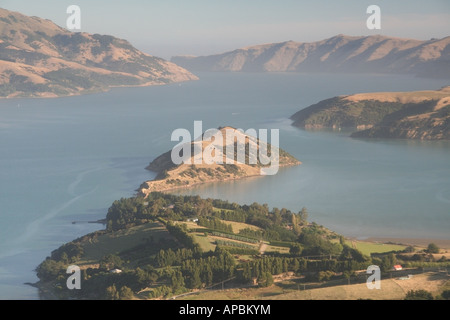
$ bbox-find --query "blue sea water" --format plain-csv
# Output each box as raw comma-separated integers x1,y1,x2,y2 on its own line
0,72,449,299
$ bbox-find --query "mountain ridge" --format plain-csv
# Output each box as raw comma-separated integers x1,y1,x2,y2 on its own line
171,34,450,78
0,8,198,98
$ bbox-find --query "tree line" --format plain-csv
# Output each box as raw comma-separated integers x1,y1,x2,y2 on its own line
197,217,233,233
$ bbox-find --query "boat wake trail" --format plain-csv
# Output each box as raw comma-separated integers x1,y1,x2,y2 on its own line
14,168,102,246
67,167,102,196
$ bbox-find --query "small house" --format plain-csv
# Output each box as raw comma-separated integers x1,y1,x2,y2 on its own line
393,265,403,271
109,268,122,274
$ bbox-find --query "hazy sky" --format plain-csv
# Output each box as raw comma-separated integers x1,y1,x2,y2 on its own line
1,0,449,59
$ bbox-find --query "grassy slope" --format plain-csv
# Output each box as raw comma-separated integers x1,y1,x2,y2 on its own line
345,240,406,256
78,222,172,264
191,233,217,252
188,219,263,253
139,127,301,196
272,272,449,300
0,8,197,98
76,218,264,260
179,272,449,300
227,220,261,233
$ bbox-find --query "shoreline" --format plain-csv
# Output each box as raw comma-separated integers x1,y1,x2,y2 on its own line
137,163,448,248
139,171,266,195
138,161,300,196
0,78,198,100
362,237,450,250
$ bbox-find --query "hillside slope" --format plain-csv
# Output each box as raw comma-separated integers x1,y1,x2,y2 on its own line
290,87,450,140
138,126,300,196
0,8,198,98
171,34,450,78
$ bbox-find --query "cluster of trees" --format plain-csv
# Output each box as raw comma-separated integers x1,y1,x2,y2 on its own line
182,166,218,178
35,258,68,282
36,241,87,282
373,245,450,271
211,209,246,223
44,69,95,90
215,240,256,249
427,243,440,254
218,247,259,255
49,242,84,264
165,223,199,250
404,289,450,301
76,266,159,299
106,194,215,229
180,248,236,289
105,193,311,244
146,285,173,299
238,228,264,240
238,226,297,242
104,284,134,300
198,217,233,233
211,200,308,239
222,164,241,175
211,231,259,244
0,76,52,97
257,272,274,287
107,192,308,241
379,253,397,272
37,262,161,300
106,197,147,230
60,247,238,299
297,230,343,256
238,255,371,284
155,248,196,268
405,290,434,300
145,248,240,298
99,254,123,270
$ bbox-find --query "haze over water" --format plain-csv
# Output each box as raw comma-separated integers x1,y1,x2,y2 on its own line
0,72,449,299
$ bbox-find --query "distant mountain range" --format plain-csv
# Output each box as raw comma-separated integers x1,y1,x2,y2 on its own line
0,8,198,98
290,87,450,140
172,34,450,79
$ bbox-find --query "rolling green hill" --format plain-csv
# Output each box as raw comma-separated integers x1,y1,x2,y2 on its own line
34,193,449,300
34,193,348,300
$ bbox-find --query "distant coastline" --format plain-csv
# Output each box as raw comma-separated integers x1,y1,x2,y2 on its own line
290,87,450,140
364,237,450,250
171,35,450,79
0,79,192,100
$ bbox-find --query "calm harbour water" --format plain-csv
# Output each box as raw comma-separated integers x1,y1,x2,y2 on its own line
0,72,449,299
